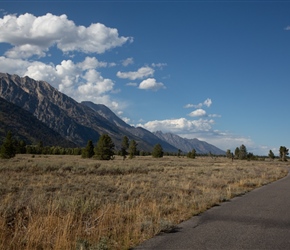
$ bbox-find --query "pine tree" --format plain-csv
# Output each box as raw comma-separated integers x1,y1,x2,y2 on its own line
121,136,129,160
187,149,196,159
268,150,275,160
82,140,94,158
226,149,232,159
128,140,138,159
279,146,289,162
234,147,240,159
239,144,247,160
0,131,16,159
152,143,163,158
94,134,115,160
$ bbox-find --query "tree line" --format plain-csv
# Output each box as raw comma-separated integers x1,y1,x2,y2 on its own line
0,132,165,160
225,144,289,162
1,131,289,161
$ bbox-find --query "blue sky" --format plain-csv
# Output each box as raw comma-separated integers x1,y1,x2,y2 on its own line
0,0,289,155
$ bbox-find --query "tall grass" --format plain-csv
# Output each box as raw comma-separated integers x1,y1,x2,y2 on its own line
0,155,288,249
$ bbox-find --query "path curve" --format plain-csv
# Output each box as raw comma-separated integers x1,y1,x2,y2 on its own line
134,170,290,250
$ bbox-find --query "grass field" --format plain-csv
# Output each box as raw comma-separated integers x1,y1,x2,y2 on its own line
0,155,288,249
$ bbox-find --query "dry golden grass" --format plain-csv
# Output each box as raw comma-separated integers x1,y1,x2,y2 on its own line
0,155,288,249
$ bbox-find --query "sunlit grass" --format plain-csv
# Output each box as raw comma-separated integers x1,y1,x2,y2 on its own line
0,155,288,249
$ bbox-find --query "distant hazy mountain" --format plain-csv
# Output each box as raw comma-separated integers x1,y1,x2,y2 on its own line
0,72,177,152
153,131,225,155
0,96,75,147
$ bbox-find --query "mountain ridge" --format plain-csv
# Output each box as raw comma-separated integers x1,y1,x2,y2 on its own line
153,131,225,155
0,96,76,147
0,73,177,152
0,72,225,154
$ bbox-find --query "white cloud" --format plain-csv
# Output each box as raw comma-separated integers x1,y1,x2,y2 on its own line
117,66,154,80
184,98,212,109
138,117,214,134
209,114,222,118
138,78,166,91
78,57,108,70
0,56,31,76
188,109,207,117
122,57,134,66
151,63,167,69
0,13,132,59
203,98,212,107
78,69,114,95
184,104,194,108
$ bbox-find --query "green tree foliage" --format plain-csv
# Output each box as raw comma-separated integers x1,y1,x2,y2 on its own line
128,140,138,159
279,146,289,162
187,149,196,159
82,140,95,158
234,147,240,159
94,134,115,160
239,144,248,160
0,131,16,159
121,136,129,160
268,150,275,160
226,149,233,159
15,140,26,154
152,143,164,158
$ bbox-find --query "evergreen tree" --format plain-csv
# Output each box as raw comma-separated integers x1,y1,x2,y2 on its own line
82,140,94,158
128,140,138,159
94,134,115,160
279,146,289,162
18,140,26,154
121,136,129,160
268,150,275,160
234,147,240,159
239,144,247,160
226,149,232,159
152,143,164,158
187,149,196,159
0,131,16,159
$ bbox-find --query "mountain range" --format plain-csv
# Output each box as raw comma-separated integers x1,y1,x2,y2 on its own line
0,72,225,155
153,131,225,155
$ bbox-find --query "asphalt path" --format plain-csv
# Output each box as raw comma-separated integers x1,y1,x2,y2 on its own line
134,170,290,250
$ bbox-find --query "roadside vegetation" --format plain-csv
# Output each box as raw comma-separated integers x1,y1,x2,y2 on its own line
0,154,288,250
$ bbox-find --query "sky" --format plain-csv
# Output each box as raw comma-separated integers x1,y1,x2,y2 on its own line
0,0,290,155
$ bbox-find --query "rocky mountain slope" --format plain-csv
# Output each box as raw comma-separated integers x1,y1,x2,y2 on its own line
153,131,225,155
0,73,177,152
0,96,75,147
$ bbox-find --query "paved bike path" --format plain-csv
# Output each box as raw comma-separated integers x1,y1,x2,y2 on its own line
134,171,290,250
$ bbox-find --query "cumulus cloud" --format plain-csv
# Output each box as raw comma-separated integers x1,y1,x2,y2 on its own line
0,13,132,59
1,57,117,109
0,12,133,112
184,98,212,109
116,66,154,80
138,78,166,91
188,109,207,117
139,117,214,134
